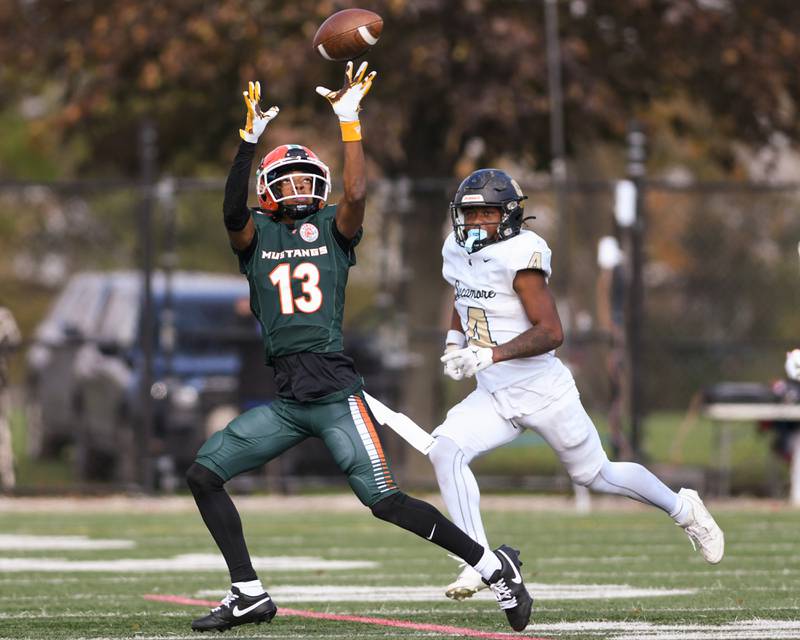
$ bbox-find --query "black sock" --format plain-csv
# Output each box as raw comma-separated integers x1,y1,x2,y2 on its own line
370,491,483,565
185,463,258,583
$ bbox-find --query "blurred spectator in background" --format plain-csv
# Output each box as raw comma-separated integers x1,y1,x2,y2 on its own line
0,305,21,491
596,236,633,460
786,349,800,382
761,350,800,463
755,350,800,502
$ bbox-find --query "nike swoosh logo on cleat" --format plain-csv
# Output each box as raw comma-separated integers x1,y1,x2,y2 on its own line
497,549,522,584
232,597,271,617
426,524,437,540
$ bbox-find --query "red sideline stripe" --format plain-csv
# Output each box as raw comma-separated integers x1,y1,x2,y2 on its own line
143,593,549,640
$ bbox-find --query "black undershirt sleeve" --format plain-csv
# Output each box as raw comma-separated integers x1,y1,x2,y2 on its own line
332,219,355,253
235,233,258,265
223,140,256,232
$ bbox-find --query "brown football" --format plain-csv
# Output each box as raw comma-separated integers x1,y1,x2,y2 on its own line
313,8,383,62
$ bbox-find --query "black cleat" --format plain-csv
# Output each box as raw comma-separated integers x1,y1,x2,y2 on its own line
484,544,533,632
191,586,277,633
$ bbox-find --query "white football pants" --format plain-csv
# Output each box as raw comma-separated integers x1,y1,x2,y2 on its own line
429,384,682,551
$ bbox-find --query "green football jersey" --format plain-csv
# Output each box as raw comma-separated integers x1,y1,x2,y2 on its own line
238,205,361,363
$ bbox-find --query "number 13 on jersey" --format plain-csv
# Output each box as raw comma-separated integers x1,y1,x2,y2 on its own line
269,262,323,314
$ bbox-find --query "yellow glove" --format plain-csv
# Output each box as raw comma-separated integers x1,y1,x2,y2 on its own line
239,81,279,143
315,61,376,141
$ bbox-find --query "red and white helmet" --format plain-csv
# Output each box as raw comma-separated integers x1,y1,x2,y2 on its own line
256,144,331,219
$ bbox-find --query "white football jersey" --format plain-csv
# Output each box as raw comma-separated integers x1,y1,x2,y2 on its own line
442,229,572,394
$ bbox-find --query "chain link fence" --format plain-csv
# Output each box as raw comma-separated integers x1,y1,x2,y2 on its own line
1,173,798,491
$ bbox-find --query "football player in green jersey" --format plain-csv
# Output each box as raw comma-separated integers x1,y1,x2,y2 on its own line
186,62,533,634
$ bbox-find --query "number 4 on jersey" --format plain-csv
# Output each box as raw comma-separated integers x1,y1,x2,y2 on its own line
466,306,497,348
269,262,323,314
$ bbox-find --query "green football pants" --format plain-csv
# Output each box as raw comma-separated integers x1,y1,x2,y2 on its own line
194,391,399,506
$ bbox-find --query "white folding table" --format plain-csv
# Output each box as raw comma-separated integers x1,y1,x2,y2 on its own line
703,403,800,503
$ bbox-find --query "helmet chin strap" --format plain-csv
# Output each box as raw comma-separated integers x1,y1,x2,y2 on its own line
281,201,317,220
464,228,488,253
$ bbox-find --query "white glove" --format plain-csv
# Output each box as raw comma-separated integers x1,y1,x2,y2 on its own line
440,345,494,379
239,81,279,143
442,343,464,381
786,349,800,381
316,60,376,139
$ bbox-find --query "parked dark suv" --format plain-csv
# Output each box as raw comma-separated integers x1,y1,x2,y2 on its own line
72,271,264,485
26,272,112,458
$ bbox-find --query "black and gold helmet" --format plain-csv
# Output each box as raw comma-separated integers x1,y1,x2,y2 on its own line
449,169,528,253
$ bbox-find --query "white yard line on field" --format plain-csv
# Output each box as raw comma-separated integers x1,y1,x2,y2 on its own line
198,583,695,602
557,569,798,578
527,619,800,639
0,534,135,550
537,556,800,566
0,553,376,572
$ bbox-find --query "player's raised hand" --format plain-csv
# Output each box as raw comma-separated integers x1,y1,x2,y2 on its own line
441,345,494,379
239,81,279,143
316,61,376,141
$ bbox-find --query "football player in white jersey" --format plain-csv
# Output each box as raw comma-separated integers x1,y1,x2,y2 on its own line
429,168,725,601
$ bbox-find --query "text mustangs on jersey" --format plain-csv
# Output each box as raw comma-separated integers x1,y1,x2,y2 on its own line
261,246,330,261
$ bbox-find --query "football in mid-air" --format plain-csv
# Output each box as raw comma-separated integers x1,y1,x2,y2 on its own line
313,8,383,62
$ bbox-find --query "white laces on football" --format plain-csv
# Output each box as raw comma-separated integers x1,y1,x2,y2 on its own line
213,590,237,612
489,579,518,609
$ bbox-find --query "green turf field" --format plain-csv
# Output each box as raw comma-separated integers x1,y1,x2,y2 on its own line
0,496,798,640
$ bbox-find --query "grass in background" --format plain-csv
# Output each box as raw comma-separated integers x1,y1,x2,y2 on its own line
473,411,782,495
8,406,73,489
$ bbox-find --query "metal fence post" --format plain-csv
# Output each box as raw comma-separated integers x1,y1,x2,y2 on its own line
545,0,570,300
625,121,647,459
138,120,157,492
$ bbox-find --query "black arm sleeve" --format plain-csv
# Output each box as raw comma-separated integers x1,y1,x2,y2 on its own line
332,219,355,253
223,141,257,232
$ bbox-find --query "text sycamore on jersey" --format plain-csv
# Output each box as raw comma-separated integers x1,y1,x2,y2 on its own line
454,280,497,300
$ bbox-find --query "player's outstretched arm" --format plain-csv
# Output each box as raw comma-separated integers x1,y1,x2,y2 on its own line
316,61,376,239
494,269,564,362
224,81,279,251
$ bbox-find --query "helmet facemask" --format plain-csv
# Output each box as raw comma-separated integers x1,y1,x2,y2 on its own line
449,169,527,253
257,163,330,220
451,201,524,253
258,165,330,220
256,146,332,220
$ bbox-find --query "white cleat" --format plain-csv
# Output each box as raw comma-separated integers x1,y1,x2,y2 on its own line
445,562,488,601
679,488,725,564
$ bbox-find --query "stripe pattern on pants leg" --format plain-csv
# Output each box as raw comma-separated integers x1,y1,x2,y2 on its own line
349,395,397,494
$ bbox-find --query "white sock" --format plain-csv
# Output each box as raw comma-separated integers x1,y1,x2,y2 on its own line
669,493,694,527
473,547,502,581
233,579,264,596
429,436,490,549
